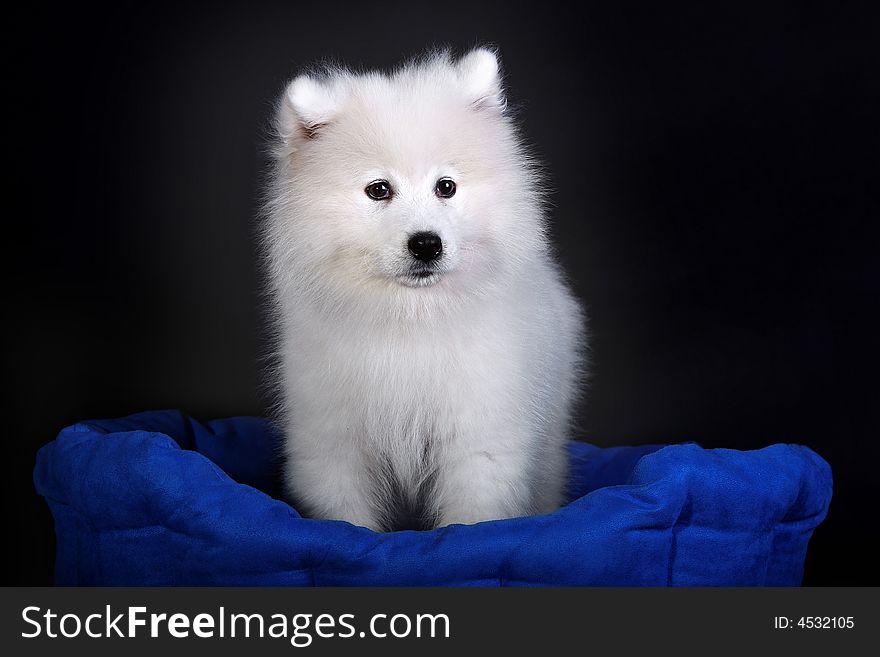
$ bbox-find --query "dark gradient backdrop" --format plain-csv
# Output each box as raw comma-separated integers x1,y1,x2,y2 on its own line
11,1,878,585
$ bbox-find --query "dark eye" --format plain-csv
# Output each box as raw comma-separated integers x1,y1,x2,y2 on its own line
435,177,456,198
365,180,393,201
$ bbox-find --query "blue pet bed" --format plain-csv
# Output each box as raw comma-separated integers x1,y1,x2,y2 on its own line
34,410,831,586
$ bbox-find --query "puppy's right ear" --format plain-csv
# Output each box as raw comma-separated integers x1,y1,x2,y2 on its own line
277,73,345,145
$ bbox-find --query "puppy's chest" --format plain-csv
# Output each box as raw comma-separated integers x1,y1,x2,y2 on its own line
352,341,467,443
295,316,520,447
324,326,504,409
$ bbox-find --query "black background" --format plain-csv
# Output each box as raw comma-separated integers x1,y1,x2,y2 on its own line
10,1,878,585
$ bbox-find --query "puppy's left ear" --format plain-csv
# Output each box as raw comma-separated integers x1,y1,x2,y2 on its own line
457,48,506,112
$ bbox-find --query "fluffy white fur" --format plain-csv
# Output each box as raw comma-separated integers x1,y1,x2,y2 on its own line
263,48,586,531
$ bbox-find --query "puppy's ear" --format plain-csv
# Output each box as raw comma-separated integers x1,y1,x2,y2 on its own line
277,73,345,145
456,48,505,112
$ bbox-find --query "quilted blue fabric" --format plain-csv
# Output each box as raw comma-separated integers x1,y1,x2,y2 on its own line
34,410,832,586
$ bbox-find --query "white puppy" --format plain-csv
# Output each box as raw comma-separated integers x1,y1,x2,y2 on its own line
263,48,586,531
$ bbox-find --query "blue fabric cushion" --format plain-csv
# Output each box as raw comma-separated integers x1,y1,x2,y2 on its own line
34,410,832,586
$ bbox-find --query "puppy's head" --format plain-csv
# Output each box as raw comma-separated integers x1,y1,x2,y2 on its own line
267,48,546,304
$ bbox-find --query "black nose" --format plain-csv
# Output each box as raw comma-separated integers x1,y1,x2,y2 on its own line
407,231,443,262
